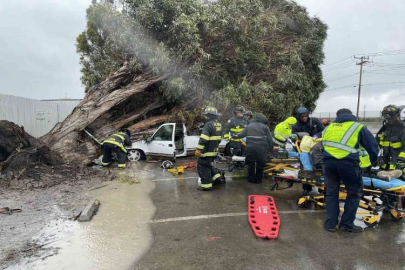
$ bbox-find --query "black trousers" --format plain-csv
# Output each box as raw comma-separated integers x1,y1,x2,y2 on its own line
102,143,127,167
245,146,267,183
229,141,245,156
198,157,216,188
324,162,363,229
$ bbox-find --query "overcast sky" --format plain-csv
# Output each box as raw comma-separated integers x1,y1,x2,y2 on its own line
296,0,405,113
0,0,404,113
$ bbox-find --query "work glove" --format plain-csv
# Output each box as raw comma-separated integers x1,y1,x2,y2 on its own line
195,149,202,157
376,157,385,168
289,134,298,140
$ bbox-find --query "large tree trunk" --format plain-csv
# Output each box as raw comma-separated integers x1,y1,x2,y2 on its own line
41,63,178,165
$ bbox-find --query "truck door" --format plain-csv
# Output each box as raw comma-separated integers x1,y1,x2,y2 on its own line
148,124,175,157
174,124,186,156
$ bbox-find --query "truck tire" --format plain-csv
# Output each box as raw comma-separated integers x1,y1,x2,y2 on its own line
127,149,145,161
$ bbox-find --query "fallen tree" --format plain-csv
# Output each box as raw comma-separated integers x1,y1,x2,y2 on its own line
39,0,327,165
0,121,62,177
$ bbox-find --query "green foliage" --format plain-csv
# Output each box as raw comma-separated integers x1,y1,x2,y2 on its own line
77,0,327,124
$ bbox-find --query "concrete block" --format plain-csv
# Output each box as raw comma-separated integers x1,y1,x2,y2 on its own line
78,199,100,222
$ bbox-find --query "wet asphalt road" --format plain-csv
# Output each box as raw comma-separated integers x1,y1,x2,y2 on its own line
135,160,405,270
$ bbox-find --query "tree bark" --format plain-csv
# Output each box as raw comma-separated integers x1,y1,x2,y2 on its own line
41,63,167,165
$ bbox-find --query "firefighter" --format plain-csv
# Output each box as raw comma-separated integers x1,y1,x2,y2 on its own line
223,105,248,156
376,105,405,177
322,109,378,233
102,128,132,169
195,106,223,191
244,110,253,124
274,116,297,147
234,113,274,184
292,107,324,137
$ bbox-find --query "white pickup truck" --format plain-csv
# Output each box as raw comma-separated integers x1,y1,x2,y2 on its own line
127,123,228,161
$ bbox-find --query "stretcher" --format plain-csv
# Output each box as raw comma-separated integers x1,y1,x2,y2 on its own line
270,136,405,227
270,167,405,227
248,195,280,239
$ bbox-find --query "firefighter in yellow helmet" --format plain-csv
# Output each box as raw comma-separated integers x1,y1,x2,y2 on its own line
195,106,223,191
223,105,248,156
273,116,297,147
376,105,405,178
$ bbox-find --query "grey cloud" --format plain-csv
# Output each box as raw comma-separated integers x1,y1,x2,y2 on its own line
0,0,91,99
0,0,404,107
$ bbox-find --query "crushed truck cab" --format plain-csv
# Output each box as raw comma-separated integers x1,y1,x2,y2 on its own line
127,123,227,161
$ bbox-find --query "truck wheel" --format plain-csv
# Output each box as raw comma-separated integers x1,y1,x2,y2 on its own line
128,149,145,161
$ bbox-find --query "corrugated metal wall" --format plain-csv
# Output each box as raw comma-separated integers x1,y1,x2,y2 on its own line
0,94,81,137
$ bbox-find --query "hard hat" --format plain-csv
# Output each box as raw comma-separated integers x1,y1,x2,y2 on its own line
161,160,174,169
234,105,245,113
255,113,268,124
244,110,253,116
203,106,219,116
120,128,131,137
381,105,400,120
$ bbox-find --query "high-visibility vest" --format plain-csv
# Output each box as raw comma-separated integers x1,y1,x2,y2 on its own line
359,147,371,168
322,121,364,160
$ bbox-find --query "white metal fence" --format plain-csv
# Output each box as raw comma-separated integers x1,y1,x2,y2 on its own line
0,94,81,137
311,111,382,120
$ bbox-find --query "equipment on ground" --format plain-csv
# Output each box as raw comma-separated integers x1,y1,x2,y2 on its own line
248,195,280,239
83,129,102,145
167,166,184,175
161,160,174,169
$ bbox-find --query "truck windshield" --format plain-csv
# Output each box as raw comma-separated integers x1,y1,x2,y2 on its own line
153,125,174,141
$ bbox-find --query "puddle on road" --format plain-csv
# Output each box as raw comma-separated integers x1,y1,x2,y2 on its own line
8,169,156,270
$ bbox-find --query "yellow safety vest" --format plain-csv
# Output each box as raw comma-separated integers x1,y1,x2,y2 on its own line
322,121,364,160
359,147,371,168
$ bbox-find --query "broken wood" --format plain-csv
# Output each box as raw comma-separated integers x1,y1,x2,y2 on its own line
78,199,101,222
40,62,169,165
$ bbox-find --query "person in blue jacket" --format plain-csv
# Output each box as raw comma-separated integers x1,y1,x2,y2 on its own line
322,109,378,233
292,107,324,137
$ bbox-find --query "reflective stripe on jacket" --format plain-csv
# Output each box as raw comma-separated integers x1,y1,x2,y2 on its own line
359,147,371,168
223,116,247,142
322,121,363,159
197,120,222,157
376,120,405,168
102,132,131,153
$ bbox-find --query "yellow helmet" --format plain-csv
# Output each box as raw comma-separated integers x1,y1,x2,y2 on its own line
203,106,218,116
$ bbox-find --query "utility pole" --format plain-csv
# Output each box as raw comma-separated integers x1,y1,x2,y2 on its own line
354,56,369,118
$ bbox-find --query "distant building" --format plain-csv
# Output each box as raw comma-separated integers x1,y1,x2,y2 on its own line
0,94,81,137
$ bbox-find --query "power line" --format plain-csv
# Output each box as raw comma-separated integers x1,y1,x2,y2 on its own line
326,84,358,91
322,63,358,73
326,72,360,83
362,81,405,86
364,71,405,76
321,57,352,69
322,59,354,71
355,49,405,57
